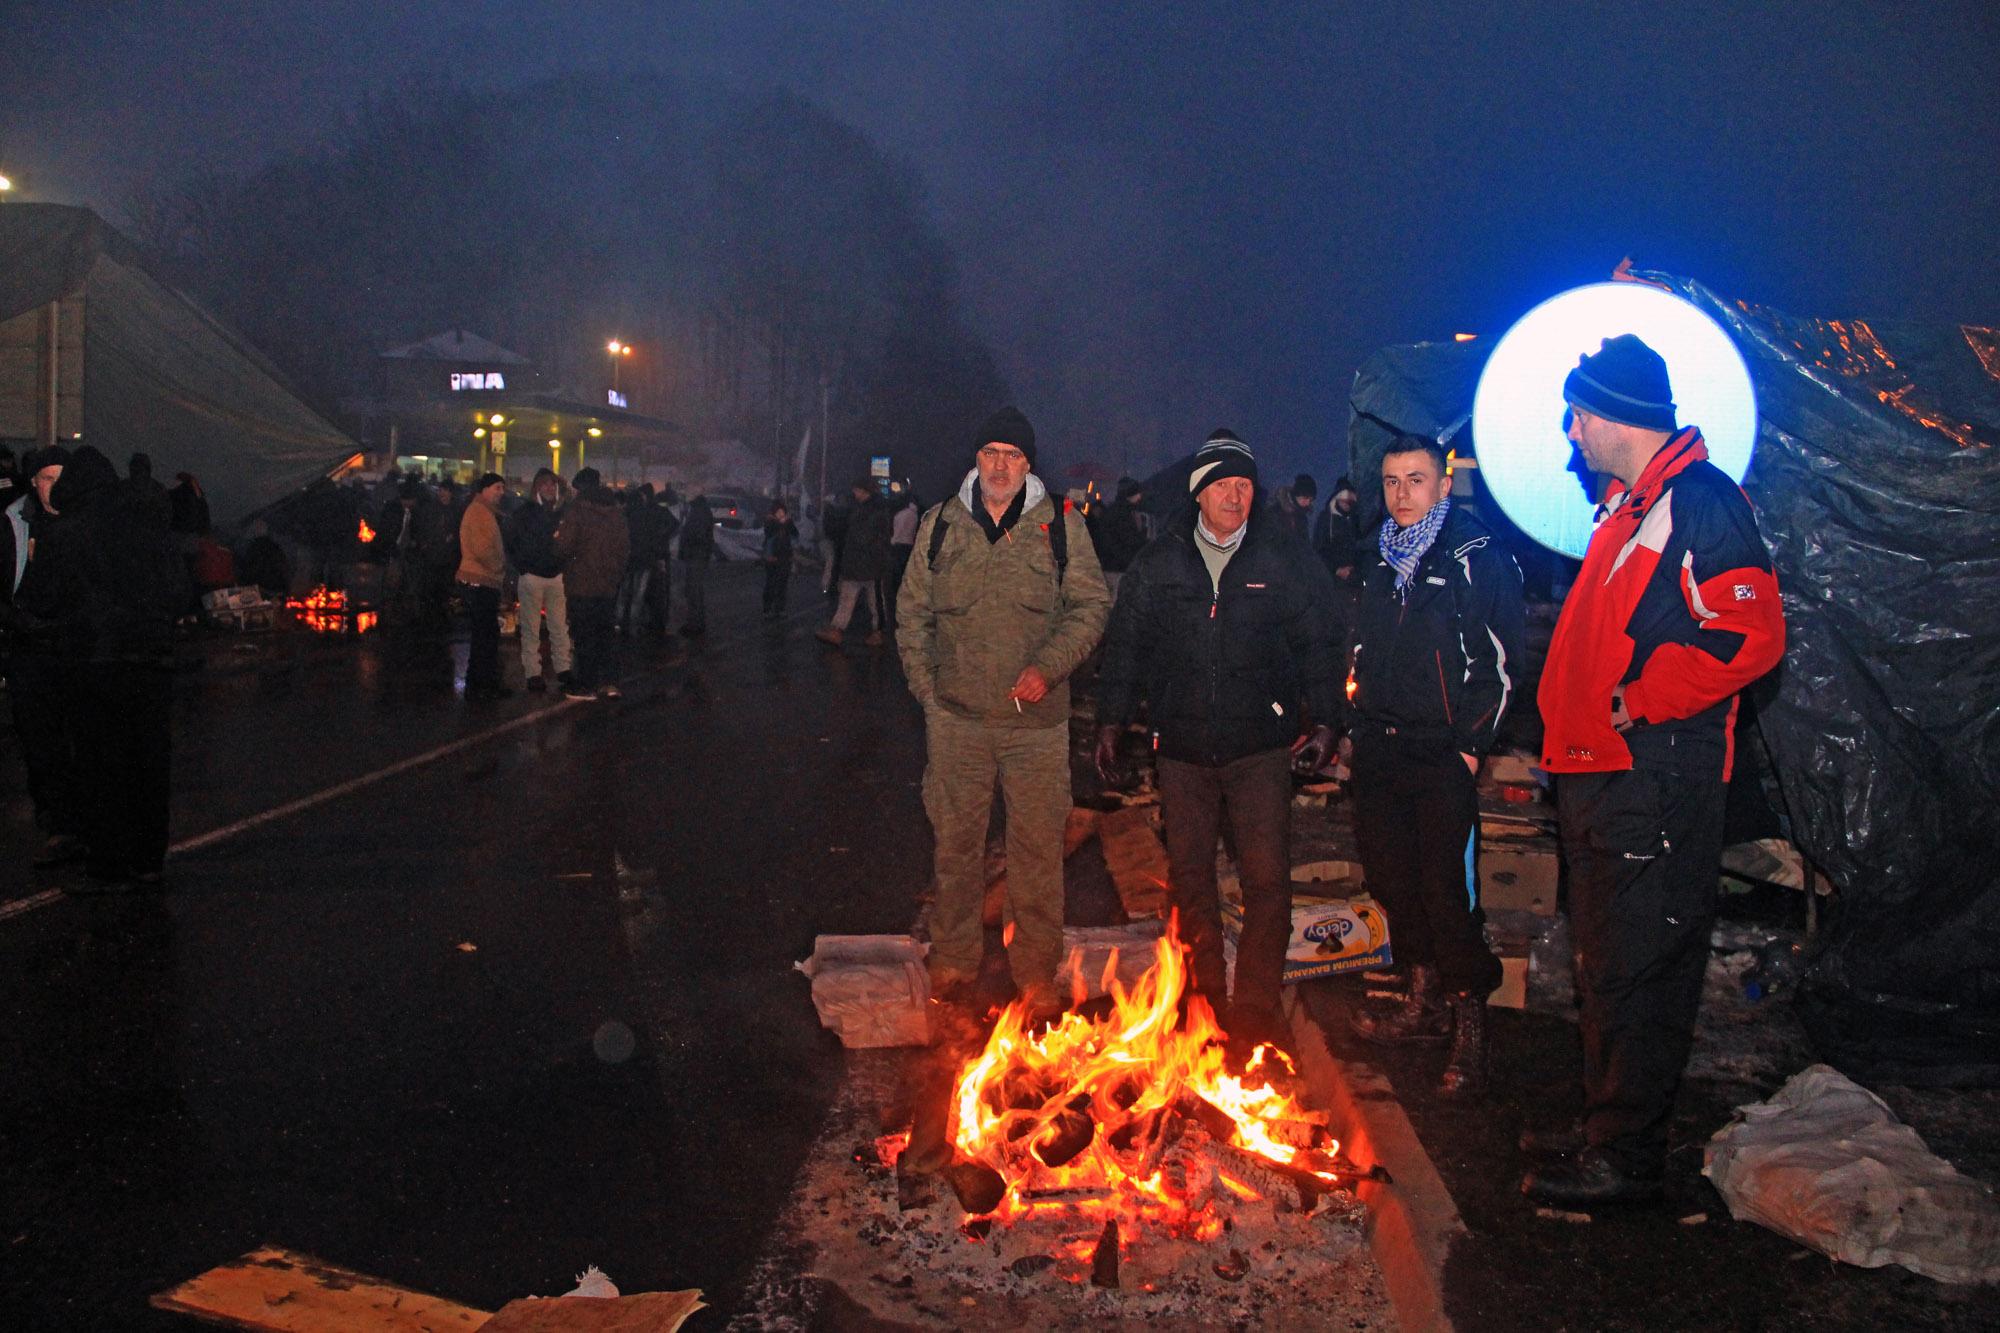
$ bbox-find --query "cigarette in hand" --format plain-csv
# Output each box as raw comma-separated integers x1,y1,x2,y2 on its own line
1015,696,1023,713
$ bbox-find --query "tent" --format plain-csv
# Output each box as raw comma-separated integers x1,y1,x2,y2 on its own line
1348,272,2000,1087
0,204,359,527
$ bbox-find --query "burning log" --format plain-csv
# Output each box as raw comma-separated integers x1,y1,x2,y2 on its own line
1158,1133,1216,1207
1033,1096,1095,1169
1210,1141,1323,1214
1089,1219,1120,1289
944,1161,1007,1216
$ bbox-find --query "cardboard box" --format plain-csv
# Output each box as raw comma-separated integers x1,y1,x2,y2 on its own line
1223,892,1393,984
1480,843,1559,916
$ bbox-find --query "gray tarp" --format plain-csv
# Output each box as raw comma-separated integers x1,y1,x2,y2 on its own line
0,204,357,527
1347,272,2000,1086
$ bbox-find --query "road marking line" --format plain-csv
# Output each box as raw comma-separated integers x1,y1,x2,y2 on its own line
0,888,66,922
0,600,835,923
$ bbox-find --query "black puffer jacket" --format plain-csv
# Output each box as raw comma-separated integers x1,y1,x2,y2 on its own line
1345,505,1525,760
1097,507,1342,766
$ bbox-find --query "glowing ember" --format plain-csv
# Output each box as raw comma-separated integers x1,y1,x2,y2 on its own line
948,919,1338,1238
357,516,377,543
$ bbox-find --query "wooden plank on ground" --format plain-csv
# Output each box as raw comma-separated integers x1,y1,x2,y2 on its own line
479,1291,707,1331
1099,806,1170,918
1062,806,1102,860
149,1246,491,1331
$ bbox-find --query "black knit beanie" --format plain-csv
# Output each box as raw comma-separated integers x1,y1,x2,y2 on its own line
974,406,1037,470
1564,333,1677,433
1189,428,1258,496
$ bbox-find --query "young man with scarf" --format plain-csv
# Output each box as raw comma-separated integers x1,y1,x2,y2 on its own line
1344,435,1524,1096
1523,334,1784,1205
1094,430,1342,1056
896,407,1110,1019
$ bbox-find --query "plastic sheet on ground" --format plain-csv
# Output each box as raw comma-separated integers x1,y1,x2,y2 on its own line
1703,1065,2000,1285
795,935,931,1048
1055,920,1167,1002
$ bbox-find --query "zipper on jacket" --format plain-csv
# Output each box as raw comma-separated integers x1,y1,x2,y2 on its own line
1435,649,1454,724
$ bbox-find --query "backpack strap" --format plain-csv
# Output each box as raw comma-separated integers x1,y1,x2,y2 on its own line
1047,498,1069,584
926,507,951,570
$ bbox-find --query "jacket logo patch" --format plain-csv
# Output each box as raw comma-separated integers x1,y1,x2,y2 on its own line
1733,584,1755,600
1244,582,1267,588
1425,575,1447,585
1271,702,1284,716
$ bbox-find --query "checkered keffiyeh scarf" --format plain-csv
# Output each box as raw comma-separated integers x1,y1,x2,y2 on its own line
1378,497,1451,601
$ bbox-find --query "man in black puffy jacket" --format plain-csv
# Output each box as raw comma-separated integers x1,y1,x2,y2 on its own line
1094,430,1341,1055
1343,435,1524,1097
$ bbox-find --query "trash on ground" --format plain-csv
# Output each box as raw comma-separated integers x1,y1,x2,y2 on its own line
796,935,931,1048
1220,871,1391,984
1704,1064,2000,1285
481,1288,707,1330
149,1245,491,1330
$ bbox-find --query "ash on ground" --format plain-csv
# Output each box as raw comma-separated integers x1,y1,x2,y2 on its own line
733,1050,1396,1332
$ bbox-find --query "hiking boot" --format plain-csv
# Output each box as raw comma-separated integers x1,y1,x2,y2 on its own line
525,676,548,692
814,627,843,647
556,670,576,689
1348,964,1450,1044
1521,1149,1663,1207
1438,991,1489,1099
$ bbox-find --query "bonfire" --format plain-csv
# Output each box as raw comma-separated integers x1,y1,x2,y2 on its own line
915,920,1348,1264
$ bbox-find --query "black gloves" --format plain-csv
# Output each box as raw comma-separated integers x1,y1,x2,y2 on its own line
1290,724,1337,776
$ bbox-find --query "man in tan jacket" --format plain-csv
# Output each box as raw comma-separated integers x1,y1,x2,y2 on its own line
895,408,1110,1018
456,472,510,699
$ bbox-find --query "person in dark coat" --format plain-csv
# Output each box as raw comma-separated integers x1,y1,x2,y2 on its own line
1273,472,1316,544
555,468,631,698
13,445,189,891
1087,475,1148,595
1093,430,1341,1056
761,501,800,616
1343,436,1524,1098
617,486,668,641
168,472,212,536
1313,476,1363,584
3,446,86,867
678,494,716,637
815,480,891,646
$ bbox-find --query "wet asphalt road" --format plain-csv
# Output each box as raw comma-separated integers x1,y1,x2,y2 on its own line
0,567,932,1326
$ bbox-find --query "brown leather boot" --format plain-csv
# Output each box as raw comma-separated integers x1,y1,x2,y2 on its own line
1349,964,1450,1044
1438,991,1489,1098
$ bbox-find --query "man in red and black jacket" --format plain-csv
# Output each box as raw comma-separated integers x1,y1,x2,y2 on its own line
1523,334,1786,1206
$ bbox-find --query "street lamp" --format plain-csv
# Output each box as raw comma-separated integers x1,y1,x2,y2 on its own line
606,339,633,396
0,174,14,196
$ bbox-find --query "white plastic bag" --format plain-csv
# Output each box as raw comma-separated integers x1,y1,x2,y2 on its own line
795,935,931,1048
1704,1065,2000,1284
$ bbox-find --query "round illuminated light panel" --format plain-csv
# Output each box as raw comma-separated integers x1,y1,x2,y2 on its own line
1471,282,1757,559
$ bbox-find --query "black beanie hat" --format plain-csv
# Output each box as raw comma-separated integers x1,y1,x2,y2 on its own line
573,467,602,490
1564,333,1677,433
1189,428,1258,496
975,406,1037,470
1292,472,1317,499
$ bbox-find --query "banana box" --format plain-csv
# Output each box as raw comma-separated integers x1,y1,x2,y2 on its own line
1221,892,1393,984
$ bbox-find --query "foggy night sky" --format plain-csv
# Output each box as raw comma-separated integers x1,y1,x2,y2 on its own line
4,0,1996,482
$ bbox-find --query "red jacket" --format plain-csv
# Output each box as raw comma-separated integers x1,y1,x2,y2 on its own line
1538,429,1785,781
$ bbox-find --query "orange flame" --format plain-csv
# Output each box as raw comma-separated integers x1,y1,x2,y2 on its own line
357,516,377,543
948,919,1336,1235
286,585,375,635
